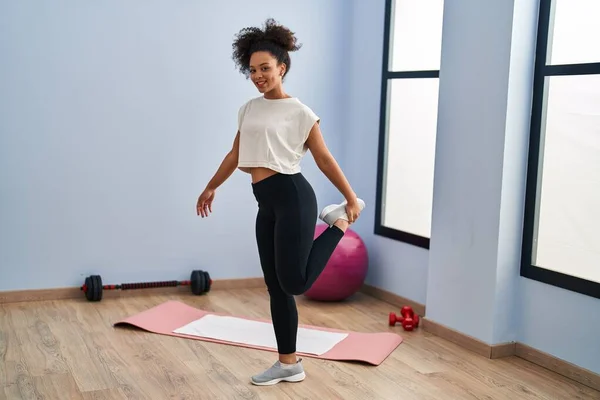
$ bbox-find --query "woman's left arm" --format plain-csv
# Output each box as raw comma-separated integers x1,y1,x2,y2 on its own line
305,122,358,205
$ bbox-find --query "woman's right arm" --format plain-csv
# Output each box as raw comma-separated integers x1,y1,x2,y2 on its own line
204,131,241,191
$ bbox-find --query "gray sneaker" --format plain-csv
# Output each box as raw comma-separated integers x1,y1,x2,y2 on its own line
319,199,366,226
251,359,306,386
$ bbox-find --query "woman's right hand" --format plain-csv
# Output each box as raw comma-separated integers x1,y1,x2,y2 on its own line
196,188,215,217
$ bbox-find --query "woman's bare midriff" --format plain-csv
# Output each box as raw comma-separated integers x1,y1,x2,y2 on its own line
239,166,279,184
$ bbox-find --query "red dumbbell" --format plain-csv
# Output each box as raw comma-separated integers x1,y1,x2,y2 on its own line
388,306,420,331
389,305,412,325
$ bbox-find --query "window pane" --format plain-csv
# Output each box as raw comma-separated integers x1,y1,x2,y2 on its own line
390,0,444,71
382,78,439,237
548,0,600,65
533,74,600,283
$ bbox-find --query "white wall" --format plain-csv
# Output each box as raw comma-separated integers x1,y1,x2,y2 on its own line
519,279,600,374
0,0,349,290
426,0,525,345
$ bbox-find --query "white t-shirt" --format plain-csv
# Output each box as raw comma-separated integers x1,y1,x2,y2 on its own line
237,96,320,174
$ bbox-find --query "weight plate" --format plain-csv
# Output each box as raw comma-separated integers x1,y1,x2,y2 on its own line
198,272,206,295
191,270,202,295
94,275,103,301
89,275,97,301
203,271,211,292
88,275,102,302
85,277,93,301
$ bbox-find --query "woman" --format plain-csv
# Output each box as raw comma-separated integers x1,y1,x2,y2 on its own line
196,19,365,386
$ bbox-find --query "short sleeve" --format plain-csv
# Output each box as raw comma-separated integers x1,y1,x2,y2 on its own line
301,105,320,141
238,101,250,130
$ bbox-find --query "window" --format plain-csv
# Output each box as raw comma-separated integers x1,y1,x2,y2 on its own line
375,0,444,248
521,0,600,299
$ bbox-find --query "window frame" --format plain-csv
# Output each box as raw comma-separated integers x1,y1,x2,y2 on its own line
374,0,441,249
520,0,600,299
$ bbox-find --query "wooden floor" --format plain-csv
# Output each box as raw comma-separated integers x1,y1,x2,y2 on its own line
1,289,598,400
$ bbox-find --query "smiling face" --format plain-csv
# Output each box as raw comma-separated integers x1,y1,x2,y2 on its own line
249,51,286,94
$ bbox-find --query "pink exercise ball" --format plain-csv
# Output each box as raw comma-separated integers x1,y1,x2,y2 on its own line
304,224,368,301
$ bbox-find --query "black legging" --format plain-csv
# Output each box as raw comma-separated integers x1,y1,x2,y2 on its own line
252,172,344,355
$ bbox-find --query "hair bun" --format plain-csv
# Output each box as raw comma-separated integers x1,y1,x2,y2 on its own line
262,18,302,52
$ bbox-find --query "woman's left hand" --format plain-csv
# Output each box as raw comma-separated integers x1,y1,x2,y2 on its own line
345,199,362,224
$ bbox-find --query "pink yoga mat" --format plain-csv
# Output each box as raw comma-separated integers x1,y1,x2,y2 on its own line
114,300,402,366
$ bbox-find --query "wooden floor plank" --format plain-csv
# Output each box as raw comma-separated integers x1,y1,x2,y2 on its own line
0,289,598,400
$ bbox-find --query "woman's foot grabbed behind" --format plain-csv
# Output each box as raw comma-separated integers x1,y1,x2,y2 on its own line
319,198,366,231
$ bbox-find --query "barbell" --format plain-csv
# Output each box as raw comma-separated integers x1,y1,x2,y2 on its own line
80,270,212,301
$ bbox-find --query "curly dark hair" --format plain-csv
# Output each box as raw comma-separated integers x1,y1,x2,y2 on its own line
232,18,302,79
